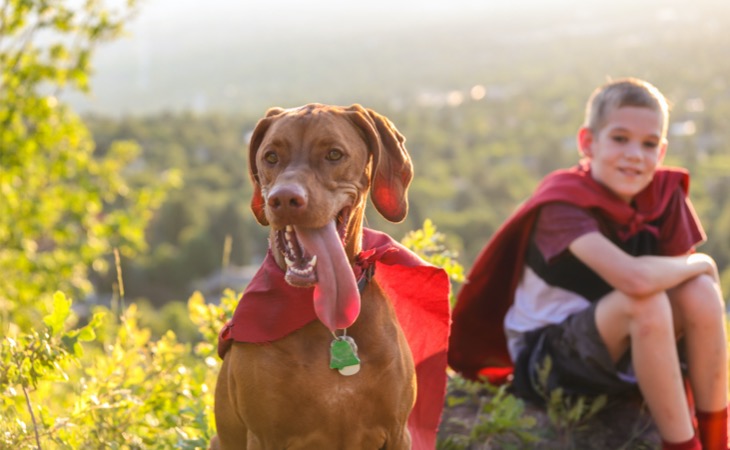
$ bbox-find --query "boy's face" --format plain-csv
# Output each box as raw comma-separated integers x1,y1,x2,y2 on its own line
578,106,667,203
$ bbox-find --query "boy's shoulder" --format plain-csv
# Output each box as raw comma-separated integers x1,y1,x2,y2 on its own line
533,164,690,210
648,166,691,195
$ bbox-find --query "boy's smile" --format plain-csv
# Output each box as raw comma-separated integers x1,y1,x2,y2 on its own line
578,106,667,203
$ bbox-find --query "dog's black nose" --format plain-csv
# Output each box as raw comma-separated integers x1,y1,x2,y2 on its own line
267,184,308,212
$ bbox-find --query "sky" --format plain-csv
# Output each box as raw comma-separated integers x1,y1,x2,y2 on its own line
69,0,725,115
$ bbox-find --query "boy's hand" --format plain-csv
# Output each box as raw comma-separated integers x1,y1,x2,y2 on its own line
686,253,720,281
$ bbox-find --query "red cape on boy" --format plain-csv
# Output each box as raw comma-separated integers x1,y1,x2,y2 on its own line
448,162,703,382
218,228,451,450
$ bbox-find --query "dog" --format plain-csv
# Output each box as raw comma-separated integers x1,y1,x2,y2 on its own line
213,104,450,449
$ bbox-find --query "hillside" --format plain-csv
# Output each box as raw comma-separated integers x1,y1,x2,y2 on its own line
83,0,730,303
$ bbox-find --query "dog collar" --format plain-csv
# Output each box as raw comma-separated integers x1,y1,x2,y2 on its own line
356,263,374,293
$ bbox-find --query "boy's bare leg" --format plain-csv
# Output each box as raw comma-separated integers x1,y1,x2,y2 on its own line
668,274,728,412
595,290,695,443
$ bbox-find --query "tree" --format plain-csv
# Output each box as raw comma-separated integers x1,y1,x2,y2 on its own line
0,0,178,331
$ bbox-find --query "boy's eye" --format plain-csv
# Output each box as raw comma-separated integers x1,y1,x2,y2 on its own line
612,135,628,144
642,141,659,149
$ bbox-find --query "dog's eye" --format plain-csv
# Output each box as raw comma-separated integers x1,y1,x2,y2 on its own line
325,149,343,161
264,151,279,164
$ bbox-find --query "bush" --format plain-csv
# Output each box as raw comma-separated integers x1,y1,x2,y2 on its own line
1,289,239,449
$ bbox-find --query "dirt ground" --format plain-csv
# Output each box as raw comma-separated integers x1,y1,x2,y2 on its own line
438,382,662,449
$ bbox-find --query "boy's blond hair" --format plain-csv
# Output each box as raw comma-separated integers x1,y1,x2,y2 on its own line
584,78,670,138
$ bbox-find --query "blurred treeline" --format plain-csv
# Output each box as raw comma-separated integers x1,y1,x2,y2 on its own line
85,0,730,306
84,106,543,305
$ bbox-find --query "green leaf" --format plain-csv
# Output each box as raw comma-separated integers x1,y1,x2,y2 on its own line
77,326,96,342
44,291,71,334
61,334,79,355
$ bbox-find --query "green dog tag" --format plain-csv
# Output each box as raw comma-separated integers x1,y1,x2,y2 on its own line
330,336,360,371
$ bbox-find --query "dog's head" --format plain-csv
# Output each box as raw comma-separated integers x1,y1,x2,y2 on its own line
249,104,412,227
246,104,413,331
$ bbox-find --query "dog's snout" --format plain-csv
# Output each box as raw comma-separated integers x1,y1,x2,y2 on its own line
267,184,308,212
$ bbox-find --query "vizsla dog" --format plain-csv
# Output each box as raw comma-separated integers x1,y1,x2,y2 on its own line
213,104,449,450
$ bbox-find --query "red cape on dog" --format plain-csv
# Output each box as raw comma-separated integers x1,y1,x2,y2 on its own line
219,228,451,450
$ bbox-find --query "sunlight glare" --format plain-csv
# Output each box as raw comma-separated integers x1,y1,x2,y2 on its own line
470,85,486,101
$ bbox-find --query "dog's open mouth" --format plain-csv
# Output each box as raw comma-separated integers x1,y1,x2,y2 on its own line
275,209,350,287
277,225,319,287
273,208,360,331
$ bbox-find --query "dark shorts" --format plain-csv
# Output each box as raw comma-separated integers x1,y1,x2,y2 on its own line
512,303,642,403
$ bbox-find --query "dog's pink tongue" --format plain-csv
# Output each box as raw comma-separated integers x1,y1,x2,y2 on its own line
295,222,360,331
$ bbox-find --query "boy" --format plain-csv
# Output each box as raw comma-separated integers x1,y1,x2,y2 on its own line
448,78,728,449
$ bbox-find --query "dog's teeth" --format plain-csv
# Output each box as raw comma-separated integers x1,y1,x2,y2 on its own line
310,255,317,267
291,266,309,276
286,225,293,233
288,261,315,277
284,256,295,267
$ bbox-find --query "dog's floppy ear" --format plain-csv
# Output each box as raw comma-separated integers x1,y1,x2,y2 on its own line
346,105,413,223
248,107,286,225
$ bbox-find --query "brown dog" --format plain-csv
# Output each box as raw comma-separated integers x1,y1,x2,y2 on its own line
213,104,445,449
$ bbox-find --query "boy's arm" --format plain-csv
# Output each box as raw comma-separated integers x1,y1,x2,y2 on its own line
569,231,717,298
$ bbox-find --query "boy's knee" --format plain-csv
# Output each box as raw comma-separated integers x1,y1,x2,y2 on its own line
670,274,725,314
627,291,674,330
679,273,725,320
689,272,722,298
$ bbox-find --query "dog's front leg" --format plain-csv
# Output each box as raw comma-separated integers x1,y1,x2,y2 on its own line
213,354,249,450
